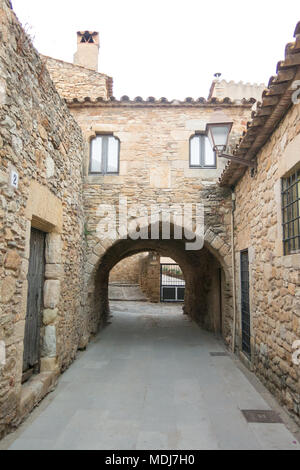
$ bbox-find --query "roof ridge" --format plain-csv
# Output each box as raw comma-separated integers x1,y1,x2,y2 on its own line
41,54,112,80
215,79,266,87
66,95,255,106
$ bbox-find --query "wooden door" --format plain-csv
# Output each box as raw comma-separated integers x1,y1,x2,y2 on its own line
23,228,46,373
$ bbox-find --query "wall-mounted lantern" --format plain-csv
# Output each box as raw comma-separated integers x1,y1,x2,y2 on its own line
206,110,256,168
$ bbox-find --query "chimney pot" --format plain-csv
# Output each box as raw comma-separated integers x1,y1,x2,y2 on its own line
73,31,99,71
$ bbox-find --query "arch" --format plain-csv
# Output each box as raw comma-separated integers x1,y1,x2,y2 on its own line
81,223,233,348
86,226,231,281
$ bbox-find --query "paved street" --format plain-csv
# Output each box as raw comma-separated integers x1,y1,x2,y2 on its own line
2,301,300,450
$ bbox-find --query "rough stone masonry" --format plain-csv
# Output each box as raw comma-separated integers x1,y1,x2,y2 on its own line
0,0,86,437
0,0,299,438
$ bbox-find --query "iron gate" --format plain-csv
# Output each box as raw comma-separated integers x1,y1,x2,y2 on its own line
160,263,185,302
240,250,251,357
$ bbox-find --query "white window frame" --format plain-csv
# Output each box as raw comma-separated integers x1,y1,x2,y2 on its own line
189,134,216,169
89,134,120,175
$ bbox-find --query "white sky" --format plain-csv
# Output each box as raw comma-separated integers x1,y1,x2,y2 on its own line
11,0,300,100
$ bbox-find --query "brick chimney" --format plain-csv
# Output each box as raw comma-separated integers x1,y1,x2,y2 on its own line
73,31,99,72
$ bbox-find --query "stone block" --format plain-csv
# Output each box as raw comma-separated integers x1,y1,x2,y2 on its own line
87,253,100,267
211,235,224,251
43,308,58,326
18,282,28,321
24,220,31,260
219,243,230,257
20,259,29,280
149,165,171,189
19,387,35,420
45,263,63,280
93,242,105,257
4,250,21,270
0,276,16,303
0,78,6,106
42,325,56,358
264,263,273,281
204,229,216,245
84,263,94,275
40,357,59,373
45,233,62,264
43,280,61,309
46,155,55,178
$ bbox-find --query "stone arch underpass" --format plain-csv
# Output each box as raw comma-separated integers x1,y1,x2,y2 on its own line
82,225,233,348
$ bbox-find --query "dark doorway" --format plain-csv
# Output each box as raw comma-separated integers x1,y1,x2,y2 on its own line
22,228,46,381
160,263,185,302
240,249,251,357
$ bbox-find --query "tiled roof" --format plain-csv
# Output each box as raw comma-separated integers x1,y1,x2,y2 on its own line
219,21,300,187
66,95,255,107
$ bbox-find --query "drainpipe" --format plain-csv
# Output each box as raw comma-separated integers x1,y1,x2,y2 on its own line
231,187,237,353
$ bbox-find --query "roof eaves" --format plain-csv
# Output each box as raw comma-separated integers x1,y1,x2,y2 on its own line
65,95,255,107
219,21,300,187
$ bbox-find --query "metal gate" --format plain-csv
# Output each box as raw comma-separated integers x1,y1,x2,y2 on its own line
160,263,185,302
240,250,251,357
23,228,46,376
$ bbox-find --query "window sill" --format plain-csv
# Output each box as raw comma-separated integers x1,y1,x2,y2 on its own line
280,252,300,268
189,166,217,170
85,174,124,185
88,173,119,176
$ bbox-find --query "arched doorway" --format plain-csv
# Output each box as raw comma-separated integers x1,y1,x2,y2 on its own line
82,224,233,348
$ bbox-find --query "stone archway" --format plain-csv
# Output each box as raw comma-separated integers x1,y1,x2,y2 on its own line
81,225,233,348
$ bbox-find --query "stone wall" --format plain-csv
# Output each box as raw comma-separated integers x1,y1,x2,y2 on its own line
140,253,160,302
109,253,146,284
234,101,300,424
209,79,265,103
64,101,253,341
42,56,112,101
0,0,86,437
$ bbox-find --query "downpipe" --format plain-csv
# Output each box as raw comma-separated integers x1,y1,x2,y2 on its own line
231,188,237,353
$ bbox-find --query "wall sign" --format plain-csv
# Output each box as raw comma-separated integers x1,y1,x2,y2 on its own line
10,169,19,189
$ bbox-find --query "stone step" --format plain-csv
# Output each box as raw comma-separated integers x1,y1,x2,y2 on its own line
108,283,148,301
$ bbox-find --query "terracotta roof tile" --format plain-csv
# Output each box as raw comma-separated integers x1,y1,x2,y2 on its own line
66,95,254,107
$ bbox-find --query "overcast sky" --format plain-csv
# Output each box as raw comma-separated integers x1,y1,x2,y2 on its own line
11,0,300,100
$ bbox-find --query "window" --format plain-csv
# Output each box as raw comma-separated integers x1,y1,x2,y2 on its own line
89,135,120,174
282,169,300,255
189,134,216,168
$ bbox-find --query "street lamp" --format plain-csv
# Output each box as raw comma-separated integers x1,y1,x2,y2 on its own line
206,110,256,168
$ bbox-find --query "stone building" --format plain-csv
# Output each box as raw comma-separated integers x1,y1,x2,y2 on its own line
0,0,299,437
0,0,86,436
219,27,300,421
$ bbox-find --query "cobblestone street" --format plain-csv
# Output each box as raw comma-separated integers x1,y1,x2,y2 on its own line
2,302,299,450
